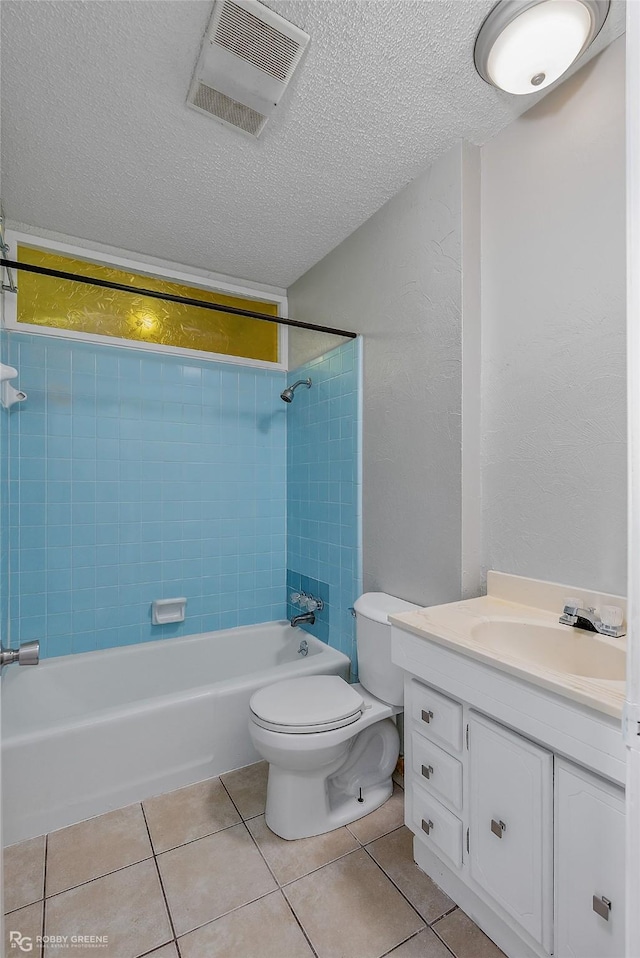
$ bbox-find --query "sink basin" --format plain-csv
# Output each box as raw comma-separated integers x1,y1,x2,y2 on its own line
470,621,626,682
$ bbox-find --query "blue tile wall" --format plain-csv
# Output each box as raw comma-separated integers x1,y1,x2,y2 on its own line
7,333,287,657
286,339,362,676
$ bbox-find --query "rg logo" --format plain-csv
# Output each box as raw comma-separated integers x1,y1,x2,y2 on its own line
9,931,33,952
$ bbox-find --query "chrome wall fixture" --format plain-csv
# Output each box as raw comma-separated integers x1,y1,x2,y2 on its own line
474,0,610,95
0,640,39,673
0,363,27,409
280,379,312,403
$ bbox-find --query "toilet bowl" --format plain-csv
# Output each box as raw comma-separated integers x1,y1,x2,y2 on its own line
248,592,420,840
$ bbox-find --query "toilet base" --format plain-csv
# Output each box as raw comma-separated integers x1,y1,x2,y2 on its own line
263,716,400,840
265,770,394,840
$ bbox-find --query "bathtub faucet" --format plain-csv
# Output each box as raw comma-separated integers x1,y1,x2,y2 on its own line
0,639,39,673
291,612,315,628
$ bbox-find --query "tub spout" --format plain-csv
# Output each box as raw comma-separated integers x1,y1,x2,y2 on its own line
291,612,315,627
0,640,39,671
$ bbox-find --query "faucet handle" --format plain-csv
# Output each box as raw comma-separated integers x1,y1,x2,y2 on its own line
601,605,624,629
563,596,581,615
308,596,324,612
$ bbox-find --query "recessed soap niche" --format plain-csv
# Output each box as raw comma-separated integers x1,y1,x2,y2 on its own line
151,598,187,625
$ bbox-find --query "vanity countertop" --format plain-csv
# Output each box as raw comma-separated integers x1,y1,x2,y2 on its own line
389,579,626,720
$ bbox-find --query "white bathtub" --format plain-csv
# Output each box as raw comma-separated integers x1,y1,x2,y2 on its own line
2,622,350,844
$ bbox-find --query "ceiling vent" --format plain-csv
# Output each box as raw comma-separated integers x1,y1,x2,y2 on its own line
187,0,310,138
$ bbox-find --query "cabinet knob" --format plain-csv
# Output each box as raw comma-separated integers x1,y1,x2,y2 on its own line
421,709,434,724
490,819,506,839
592,896,612,921
421,818,434,835
421,764,434,780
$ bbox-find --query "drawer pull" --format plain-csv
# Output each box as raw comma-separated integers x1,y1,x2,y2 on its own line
421,818,434,835
593,896,612,921
421,709,434,724
421,764,434,780
491,819,506,838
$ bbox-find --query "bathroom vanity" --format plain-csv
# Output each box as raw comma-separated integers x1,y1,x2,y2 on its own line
390,573,626,958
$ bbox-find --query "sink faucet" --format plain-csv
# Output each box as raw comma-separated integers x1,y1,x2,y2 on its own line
291,611,315,628
559,602,626,638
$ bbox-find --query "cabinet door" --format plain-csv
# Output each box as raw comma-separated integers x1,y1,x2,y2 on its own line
555,759,625,958
469,712,553,953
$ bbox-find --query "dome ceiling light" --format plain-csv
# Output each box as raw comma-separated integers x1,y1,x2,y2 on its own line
474,0,610,95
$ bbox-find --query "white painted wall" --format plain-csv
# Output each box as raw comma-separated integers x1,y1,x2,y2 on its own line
481,37,627,595
625,10,640,954
289,143,481,606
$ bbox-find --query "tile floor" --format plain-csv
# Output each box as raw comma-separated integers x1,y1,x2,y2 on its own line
4,763,506,958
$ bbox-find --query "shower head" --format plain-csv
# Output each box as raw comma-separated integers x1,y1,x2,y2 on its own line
280,378,312,403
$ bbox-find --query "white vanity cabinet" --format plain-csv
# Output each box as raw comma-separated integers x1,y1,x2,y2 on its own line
390,575,627,958
396,650,626,958
555,759,625,958
405,677,554,956
468,713,553,953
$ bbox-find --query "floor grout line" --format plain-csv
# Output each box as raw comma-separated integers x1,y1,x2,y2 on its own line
360,838,430,929
140,802,180,951
40,851,156,901
216,775,289,894
216,771,332,901
278,845,362,889
379,927,429,958
165,888,290,944
136,942,180,958
440,903,461,920
3,900,44,918
430,914,468,958
238,817,282,888
40,833,48,958
147,817,244,857
218,774,259,827
279,885,320,958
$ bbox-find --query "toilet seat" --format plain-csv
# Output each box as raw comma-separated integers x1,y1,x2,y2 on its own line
250,675,364,734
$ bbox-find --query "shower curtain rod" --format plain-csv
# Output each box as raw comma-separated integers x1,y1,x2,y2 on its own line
0,258,358,340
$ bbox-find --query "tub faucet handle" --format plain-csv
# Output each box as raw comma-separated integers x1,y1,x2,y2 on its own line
305,596,324,613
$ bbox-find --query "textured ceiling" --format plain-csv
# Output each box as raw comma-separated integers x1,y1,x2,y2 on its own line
0,0,625,288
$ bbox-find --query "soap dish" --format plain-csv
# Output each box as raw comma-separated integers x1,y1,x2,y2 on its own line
152,597,187,625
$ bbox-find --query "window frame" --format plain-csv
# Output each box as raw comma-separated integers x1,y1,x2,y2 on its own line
2,230,288,370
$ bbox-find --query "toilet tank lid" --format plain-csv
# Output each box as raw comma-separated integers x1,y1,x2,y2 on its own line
353,592,422,625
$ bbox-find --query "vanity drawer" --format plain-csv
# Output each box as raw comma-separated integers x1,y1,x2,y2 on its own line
411,782,463,868
411,732,463,811
410,680,463,753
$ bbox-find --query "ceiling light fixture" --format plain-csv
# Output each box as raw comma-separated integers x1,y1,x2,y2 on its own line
474,0,610,95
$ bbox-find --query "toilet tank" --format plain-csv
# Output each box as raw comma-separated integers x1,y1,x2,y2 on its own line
353,592,421,706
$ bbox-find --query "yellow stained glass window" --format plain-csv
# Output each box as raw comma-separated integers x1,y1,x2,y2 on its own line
16,246,279,363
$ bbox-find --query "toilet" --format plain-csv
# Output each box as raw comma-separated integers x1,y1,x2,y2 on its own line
248,592,420,840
